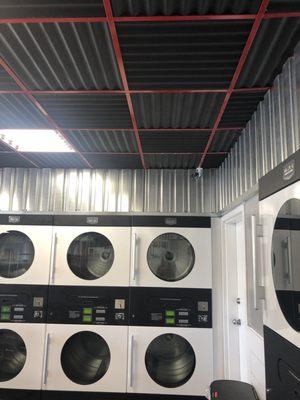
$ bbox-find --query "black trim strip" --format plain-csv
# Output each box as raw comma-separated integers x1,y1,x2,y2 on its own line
0,214,53,225
53,215,132,226
132,216,211,228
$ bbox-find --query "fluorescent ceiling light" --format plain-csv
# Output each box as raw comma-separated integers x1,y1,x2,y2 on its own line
0,129,75,153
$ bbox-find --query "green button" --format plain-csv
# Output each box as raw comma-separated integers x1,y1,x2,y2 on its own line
1,306,11,313
1,314,10,321
83,308,92,315
83,315,92,323
166,318,175,325
166,310,175,317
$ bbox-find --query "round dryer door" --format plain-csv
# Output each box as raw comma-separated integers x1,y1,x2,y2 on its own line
0,329,27,381
67,232,114,280
147,233,195,282
0,231,35,278
145,333,196,388
272,198,300,332
61,331,111,385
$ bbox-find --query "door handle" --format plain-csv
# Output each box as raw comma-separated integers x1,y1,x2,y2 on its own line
232,319,242,326
49,233,57,284
42,333,50,385
128,334,135,388
131,234,137,283
251,215,264,310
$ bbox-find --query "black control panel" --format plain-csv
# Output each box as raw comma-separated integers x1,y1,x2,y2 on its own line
47,286,129,325
130,287,212,328
0,285,48,323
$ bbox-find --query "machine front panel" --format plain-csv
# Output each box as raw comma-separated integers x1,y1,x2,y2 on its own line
130,287,212,328
47,286,129,325
0,285,48,323
0,389,41,400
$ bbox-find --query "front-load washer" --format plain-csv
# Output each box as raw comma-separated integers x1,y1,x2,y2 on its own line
131,216,211,288
51,215,131,286
259,150,300,348
0,215,53,285
0,287,47,394
43,285,129,398
128,287,212,398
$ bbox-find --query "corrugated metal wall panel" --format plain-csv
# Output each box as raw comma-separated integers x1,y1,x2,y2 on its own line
214,41,300,211
0,168,216,214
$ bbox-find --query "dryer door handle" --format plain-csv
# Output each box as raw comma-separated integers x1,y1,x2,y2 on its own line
49,233,57,284
42,333,50,386
128,334,135,388
131,233,138,282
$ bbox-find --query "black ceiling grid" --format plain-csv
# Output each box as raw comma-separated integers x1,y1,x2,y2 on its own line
35,94,133,129
117,21,252,90
132,93,225,129
64,129,138,153
0,22,122,90
0,1,105,19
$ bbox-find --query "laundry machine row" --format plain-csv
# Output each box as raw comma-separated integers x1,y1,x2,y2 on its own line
259,149,300,399
0,214,213,400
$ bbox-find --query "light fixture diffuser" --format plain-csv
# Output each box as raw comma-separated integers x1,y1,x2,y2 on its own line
0,130,75,153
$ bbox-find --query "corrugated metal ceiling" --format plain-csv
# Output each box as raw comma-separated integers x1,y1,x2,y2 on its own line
0,1,299,170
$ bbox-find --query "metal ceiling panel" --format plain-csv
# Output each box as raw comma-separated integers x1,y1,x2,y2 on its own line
0,142,13,152
210,130,241,152
140,130,210,153
219,92,267,128
21,152,87,168
0,1,105,18
0,66,20,90
0,22,122,90
202,154,227,169
64,129,138,152
268,0,300,12
0,94,50,128
132,93,225,128
35,94,133,129
0,153,33,167
145,153,200,169
85,154,143,168
117,21,251,89
237,18,300,87
112,1,261,16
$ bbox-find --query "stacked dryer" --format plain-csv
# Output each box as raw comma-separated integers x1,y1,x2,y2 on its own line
259,150,300,399
0,214,53,400
129,216,213,399
43,215,131,400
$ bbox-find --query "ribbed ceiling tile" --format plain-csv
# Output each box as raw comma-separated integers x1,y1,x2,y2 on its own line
145,153,200,169
85,153,143,168
22,152,88,168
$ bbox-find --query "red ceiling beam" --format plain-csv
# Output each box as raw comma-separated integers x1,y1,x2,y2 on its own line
0,58,93,168
0,12,299,25
103,0,146,169
198,0,270,168
0,87,271,95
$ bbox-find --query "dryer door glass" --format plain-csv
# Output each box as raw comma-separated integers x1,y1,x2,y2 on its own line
0,231,35,278
67,232,114,280
147,233,195,282
145,333,196,388
61,331,111,385
272,198,300,332
0,329,26,381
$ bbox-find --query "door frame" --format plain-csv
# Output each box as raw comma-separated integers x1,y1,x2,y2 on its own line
221,204,248,380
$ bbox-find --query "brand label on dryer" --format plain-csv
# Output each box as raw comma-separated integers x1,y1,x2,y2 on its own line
164,217,177,226
283,159,295,181
86,216,99,225
8,215,20,224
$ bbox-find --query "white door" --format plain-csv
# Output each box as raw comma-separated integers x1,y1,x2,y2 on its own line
127,326,213,396
52,227,131,286
131,227,211,288
0,225,53,285
222,206,248,381
0,324,45,390
43,324,128,392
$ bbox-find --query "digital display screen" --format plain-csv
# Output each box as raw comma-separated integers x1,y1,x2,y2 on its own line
83,308,92,315
83,315,92,322
1,314,10,321
1,306,11,313
165,310,175,317
166,318,175,325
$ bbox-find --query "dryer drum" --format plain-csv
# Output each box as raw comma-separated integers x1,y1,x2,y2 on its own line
0,329,27,382
147,233,195,282
61,331,111,385
67,232,114,280
0,231,34,278
145,333,196,388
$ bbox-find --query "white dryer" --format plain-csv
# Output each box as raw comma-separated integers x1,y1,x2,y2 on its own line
0,215,53,285
51,216,131,287
259,151,300,398
131,216,211,289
